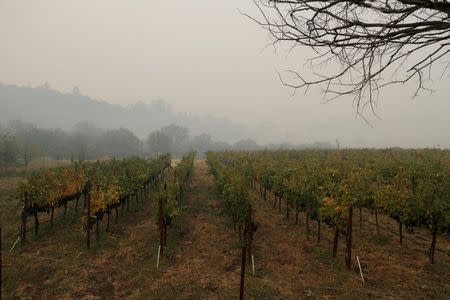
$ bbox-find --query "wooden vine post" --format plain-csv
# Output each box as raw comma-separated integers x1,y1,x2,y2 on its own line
346,205,353,270
33,205,39,236
21,192,28,243
332,229,339,258
75,194,80,212
317,220,321,243
240,206,255,300
375,210,380,237
86,187,91,249
106,211,111,231
246,207,257,262
96,217,100,242
83,190,87,209
239,220,248,300
50,207,54,226
159,195,164,255
1,227,2,300
430,227,437,264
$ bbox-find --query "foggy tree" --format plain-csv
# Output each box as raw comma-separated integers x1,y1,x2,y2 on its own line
146,130,172,154
6,120,37,169
73,121,101,137
160,124,190,154
0,134,18,172
191,134,213,153
233,138,261,151
100,128,142,158
71,121,100,161
210,141,232,151
70,133,89,161
250,0,450,112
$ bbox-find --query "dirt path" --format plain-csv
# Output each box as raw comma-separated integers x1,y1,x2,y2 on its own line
142,160,241,299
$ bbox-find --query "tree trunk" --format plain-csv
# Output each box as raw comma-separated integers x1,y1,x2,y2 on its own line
127,196,130,212
286,201,289,219
278,197,282,213
333,229,339,258
295,209,300,225
115,207,119,223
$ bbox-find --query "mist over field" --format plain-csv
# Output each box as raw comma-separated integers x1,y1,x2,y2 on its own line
1,0,449,149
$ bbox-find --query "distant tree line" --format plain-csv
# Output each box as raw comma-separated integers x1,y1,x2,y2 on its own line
146,124,232,155
0,120,333,172
0,120,143,168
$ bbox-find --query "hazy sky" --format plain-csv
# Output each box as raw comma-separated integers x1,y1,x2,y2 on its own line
1,1,449,147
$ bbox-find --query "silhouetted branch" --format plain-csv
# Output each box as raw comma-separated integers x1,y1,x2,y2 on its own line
247,0,450,112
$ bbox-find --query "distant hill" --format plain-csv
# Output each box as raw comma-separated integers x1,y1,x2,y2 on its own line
0,83,251,141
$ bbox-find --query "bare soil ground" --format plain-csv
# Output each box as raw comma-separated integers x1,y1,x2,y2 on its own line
1,160,449,299
248,185,450,299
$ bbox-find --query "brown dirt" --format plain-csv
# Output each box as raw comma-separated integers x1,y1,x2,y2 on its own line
248,185,450,299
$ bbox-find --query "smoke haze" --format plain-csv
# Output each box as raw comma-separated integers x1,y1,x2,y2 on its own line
1,0,449,148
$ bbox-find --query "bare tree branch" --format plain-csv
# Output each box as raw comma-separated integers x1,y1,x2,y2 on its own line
248,0,450,113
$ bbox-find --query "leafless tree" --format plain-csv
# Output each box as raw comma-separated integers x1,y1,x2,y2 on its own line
247,0,450,114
